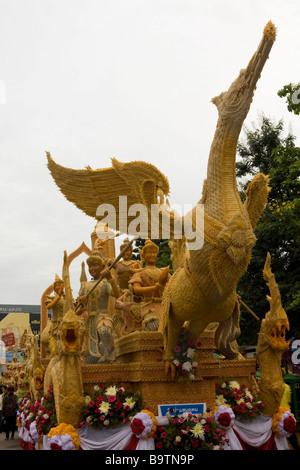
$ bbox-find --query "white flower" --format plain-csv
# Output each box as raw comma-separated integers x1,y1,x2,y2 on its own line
86,416,92,423
103,419,110,426
175,435,181,442
94,385,100,392
229,380,240,390
182,361,192,371
191,422,204,440
105,385,117,396
216,395,227,406
221,383,227,388
213,445,220,450
123,397,135,410
28,413,34,420
192,361,198,368
173,359,180,366
84,395,91,405
246,402,253,409
186,348,195,359
99,402,110,415
245,390,253,400
43,413,49,420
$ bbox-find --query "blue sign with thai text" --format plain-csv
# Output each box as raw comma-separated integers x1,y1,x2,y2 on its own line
158,403,206,417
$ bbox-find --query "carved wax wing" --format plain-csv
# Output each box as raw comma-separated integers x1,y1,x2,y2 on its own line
46,153,171,236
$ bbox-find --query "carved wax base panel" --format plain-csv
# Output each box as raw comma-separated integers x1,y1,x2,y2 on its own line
82,331,256,415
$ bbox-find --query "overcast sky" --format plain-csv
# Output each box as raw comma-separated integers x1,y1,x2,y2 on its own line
0,0,299,306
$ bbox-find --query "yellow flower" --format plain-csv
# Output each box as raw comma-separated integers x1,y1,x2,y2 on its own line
105,385,117,396
123,397,135,409
191,423,204,439
216,395,227,406
99,402,110,415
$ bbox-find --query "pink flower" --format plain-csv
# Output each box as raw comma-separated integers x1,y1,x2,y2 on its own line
108,395,116,403
174,346,181,353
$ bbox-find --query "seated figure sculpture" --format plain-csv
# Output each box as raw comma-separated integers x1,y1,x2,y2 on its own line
76,246,119,364
115,239,170,334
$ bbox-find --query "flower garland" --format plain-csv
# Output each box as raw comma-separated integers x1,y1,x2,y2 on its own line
154,410,229,450
130,410,157,440
172,327,202,380
48,423,81,450
215,380,265,420
80,382,143,429
272,407,296,438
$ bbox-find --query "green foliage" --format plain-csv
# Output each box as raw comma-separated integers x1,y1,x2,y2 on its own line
278,83,300,115
236,115,300,345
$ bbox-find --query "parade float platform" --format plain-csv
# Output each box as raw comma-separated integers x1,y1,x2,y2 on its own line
81,331,257,414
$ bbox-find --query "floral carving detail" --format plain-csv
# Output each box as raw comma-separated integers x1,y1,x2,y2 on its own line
218,213,256,264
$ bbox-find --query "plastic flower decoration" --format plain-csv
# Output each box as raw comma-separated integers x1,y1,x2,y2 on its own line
48,423,81,450
212,405,235,430
130,410,158,440
272,407,296,438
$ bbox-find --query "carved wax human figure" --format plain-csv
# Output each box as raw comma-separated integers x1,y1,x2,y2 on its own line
77,247,119,364
45,275,65,344
98,237,140,293
127,239,170,331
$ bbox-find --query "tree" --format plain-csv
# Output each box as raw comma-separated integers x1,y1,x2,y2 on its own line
278,83,300,115
236,115,300,345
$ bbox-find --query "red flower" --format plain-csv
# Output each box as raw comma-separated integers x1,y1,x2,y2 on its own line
156,442,163,449
283,416,296,435
131,418,145,436
192,440,198,448
218,412,231,428
50,443,62,450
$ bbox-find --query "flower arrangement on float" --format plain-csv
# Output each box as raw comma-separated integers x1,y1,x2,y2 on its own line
48,423,81,450
154,410,229,450
272,407,296,438
215,380,265,420
17,387,57,436
34,386,57,435
80,382,143,429
172,327,202,380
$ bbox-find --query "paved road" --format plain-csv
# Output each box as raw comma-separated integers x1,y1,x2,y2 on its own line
0,432,22,450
